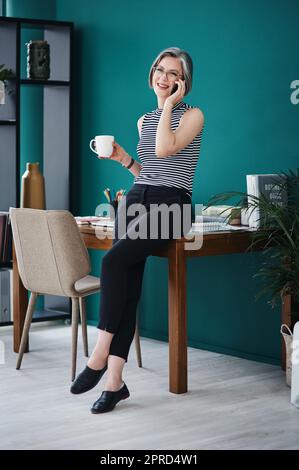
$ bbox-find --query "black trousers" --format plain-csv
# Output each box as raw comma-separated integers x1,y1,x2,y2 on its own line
97,183,192,362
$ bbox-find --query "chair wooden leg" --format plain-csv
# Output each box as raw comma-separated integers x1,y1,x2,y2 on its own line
134,304,142,368
79,297,89,357
71,297,80,381
16,292,37,370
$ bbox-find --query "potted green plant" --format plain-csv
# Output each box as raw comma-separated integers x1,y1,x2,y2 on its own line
0,64,15,104
205,169,299,370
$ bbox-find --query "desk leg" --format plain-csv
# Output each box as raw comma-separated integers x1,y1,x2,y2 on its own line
168,241,187,394
13,242,29,353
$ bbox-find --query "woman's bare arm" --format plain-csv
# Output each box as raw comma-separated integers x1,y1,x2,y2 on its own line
121,153,142,177
156,104,204,158
119,115,144,176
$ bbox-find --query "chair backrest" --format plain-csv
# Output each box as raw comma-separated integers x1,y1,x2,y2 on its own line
10,208,91,297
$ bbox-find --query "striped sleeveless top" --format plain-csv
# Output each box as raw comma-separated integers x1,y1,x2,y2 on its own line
134,100,204,197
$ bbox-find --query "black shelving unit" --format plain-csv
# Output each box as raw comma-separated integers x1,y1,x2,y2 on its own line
0,16,74,326
20,79,70,86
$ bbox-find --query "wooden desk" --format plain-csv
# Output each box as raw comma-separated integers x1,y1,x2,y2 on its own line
13,226,267,394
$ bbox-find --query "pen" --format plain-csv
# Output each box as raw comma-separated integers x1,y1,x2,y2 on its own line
104,188,111,202
117,189,125,201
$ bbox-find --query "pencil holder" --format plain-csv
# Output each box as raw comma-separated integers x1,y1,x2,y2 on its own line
109,200,118,219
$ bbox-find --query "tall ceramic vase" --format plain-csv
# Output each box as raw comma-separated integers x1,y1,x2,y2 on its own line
20,162,46,209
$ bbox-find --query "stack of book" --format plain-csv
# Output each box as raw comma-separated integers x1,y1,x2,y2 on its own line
75,216,114,228
75,216,104,225
0,212,13,323
201,205,242,225
190,221,251,233
0,212,12,266
0,268,12,323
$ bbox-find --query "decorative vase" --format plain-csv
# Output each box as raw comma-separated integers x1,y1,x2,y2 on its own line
228,207,241,225
280,324,293,387
281,293,299,370
0,80,5,104
20,162,46,209
26,40,50,80
291,321,299,408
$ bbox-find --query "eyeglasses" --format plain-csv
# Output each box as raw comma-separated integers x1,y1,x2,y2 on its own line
153,65,184,81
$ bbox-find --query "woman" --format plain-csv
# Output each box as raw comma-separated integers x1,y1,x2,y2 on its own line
71,46,204,413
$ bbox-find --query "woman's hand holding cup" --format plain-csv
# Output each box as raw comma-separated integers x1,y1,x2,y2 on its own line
98,141,128,164
90,136,130,166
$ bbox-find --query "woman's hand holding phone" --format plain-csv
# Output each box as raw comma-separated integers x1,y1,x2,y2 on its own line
164,78,186,108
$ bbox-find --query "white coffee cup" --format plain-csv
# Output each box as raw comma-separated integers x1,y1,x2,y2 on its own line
89,135,114,158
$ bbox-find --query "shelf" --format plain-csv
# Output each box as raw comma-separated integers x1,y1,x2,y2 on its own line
1,16,72,28
0,262,13,269
0,16,73,329
20,79,70,86
32,309,70,321
0,309,70,327
0,120,16,125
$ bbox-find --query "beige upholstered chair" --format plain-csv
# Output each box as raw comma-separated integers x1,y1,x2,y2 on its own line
10,208,142,381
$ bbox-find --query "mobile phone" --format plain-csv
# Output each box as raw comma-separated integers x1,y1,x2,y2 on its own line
171,78,184,95
171,83,178,94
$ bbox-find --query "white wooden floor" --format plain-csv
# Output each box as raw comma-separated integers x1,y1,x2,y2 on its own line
0,321,298,450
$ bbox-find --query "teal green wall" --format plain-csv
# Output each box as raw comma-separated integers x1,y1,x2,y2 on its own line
6,0,56,19
7,0,299,365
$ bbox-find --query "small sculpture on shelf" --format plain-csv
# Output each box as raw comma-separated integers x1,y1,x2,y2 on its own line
0,64,15,104
26,40,50,80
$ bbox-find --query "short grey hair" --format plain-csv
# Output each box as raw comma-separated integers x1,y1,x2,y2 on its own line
148,47,193,96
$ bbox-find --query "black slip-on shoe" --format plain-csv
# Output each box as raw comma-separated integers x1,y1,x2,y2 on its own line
70,364,108,394
91,382,130,414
